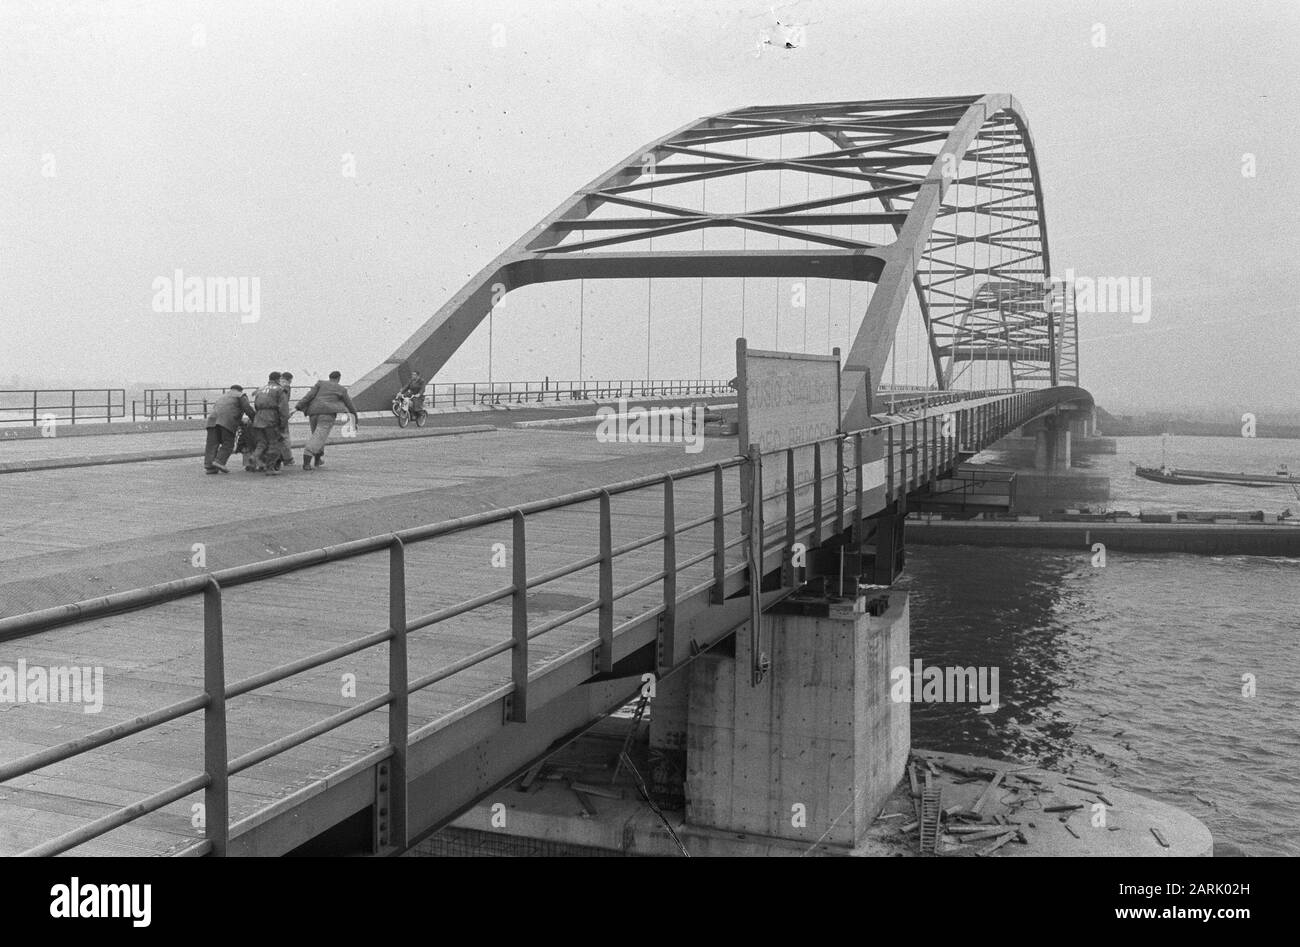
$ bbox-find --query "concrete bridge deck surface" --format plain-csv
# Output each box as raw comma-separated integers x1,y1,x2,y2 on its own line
0,423,745,856
0,389,1049,856
0,395,736,473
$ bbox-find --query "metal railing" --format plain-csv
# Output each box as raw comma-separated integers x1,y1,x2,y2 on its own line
458,379,732,406
134,387,315,422
130,379,734,421
877,387,1013,413
0,389,126,426
0,387,1070,856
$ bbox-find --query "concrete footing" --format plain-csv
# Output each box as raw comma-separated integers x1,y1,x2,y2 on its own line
420,583,1213,858
428,743,1213,857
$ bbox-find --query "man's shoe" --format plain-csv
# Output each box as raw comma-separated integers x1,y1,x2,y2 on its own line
314,455,324,467
212,461,229,472
264,468,280,476
205,468,220,475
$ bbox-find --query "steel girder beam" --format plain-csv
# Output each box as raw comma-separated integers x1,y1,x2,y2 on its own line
349,95,1059,417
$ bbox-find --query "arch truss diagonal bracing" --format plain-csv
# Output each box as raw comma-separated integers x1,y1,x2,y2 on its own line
350,94,1077,425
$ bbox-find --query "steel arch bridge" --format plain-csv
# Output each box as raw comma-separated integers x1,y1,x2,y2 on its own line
351,94,1080,424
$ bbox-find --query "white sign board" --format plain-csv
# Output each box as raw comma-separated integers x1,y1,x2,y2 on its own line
735,340,841,535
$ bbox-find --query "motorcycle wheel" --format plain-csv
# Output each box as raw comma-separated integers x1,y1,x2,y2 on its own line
396,408,410,428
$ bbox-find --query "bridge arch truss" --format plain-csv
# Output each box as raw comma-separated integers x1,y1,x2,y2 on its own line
352,94,1078,422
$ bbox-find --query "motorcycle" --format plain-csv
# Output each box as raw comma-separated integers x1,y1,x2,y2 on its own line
391,393,427,428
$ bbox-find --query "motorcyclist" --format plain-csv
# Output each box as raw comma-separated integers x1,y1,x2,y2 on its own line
399,370,428,418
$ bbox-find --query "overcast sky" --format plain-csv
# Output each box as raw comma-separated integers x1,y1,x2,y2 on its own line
2,0,1296,415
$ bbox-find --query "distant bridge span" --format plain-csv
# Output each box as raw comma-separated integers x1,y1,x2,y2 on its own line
352,95,1078,420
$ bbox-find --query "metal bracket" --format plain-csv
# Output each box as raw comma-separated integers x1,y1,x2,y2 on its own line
502,694,514,724
373,761,391,852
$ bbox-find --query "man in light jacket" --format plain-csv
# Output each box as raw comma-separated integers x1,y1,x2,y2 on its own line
204,384,255,473
295,370,360,469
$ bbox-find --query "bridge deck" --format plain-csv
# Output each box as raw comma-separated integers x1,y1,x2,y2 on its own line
0,427,741,856
0,389,1073,856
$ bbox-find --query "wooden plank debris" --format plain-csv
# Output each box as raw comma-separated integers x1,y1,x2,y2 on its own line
1044,803,1084,813
570,785,597,817
1062,821,1080,839
569,781,624,800
519,761,546,791
1150,827,1170,848
975,830,1017,856
971,771,1004,816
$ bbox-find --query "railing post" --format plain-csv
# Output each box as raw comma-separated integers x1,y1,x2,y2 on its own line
909,421,920,489
812,440,824,548
509,511,528,722
710,465,725,605
854,432,865,543
835,437,845,534
785,448,797,568
202,578,229,856
386,536,409,849
598,489,614,672
886,425,895,499
922,415,929,482
660,475,677,671
71,389,76,425
31,390,37,427
746,447,765,686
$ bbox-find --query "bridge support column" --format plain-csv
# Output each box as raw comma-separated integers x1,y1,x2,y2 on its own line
682,591,910,849
1033,424,1071,472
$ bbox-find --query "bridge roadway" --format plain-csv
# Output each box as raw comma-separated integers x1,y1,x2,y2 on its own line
0,388,1087,856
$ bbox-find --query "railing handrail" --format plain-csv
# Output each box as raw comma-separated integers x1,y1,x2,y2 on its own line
0,386,1076,856
0,388,126,426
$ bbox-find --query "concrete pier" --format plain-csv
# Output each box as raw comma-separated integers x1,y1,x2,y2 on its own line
1028,417,1072,471
678,592,910,848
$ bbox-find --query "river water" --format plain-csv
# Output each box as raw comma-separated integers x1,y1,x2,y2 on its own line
896,434,1300,856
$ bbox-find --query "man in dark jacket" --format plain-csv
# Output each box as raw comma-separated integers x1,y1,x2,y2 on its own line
295,371,360,469
276,370,297,468
204,385,255,473
401,370,428,417
249,371,291,475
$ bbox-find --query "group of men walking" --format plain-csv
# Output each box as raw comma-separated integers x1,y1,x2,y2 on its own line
203,370,360,475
